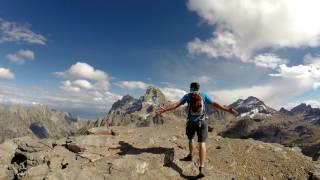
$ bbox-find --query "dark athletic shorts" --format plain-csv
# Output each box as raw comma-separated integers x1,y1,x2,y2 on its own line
186,120,208,143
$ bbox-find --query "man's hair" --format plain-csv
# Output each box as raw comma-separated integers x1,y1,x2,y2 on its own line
190,82,200,91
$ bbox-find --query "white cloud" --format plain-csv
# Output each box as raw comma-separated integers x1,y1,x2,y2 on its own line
0,17,46,45
160,87,187,101
313,82,320,89
5,54,24,64
187,0,320,67
115,81,149,90
5,49,35,65
60,80,81,92
57,62,109,92
52,62,121,117
0,82,122,118
270,64,320,80
303,53,320,65
0,62,122,118
210,55,320,107
250,54,288,69
0,68,14,80
55,62,108,82
188,31,238,59
72,79,93,89
60,79,93,92
18,49,34,59
209,80,313,108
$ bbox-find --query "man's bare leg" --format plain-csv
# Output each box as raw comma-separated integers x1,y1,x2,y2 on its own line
199,142,206,167
189,139,195,155
198,142,206,177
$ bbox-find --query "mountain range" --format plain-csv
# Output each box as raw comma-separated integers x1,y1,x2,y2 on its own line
0,86,320,179
0,105,84,143
280,103,320,123
89,86,320,127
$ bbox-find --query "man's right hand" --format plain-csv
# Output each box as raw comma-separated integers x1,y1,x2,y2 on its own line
156,106,166,115
227,108,238,116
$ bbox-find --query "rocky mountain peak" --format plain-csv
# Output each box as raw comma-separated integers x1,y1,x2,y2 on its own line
93,86,169,127
279,107,292,115
109,94,142,114
287,103,320,122
291,103,313,114
229,96,276,117
140,86,166,106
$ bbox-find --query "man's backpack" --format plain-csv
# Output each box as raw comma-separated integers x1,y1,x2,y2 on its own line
188,92,205,116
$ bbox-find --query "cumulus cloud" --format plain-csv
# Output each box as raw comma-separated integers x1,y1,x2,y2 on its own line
313,82,320,89
250,54,288,69
115,81,149,91
303,53,320,65
55,62,108,82
210,54,320,107
53,62,121,117
60,79,94,92
210,80,315,108
270,64,320,80
0,82,121,119
0,68,15,80
57,62,110,91
5,49,35,65
187,0,320,67
0,17,46,45
160,87,187,101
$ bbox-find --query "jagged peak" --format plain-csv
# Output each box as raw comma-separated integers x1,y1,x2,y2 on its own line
279,107,289,111
144,86,163,95
245,96,264,103
291,103,313,112
230,96,265,107
121,94,136,101
140,86,166,104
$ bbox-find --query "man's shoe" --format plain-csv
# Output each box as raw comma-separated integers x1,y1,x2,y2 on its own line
197,167,205,178
179,154,192,161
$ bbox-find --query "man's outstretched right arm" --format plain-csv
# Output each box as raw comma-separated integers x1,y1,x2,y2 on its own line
156,101,182,115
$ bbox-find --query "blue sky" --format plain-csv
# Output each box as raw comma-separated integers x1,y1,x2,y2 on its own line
1,0,320,119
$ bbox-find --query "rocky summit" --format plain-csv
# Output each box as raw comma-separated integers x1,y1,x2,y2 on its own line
88,86,182,128
228,96,277,118
280,103,320,123
1,119,319,180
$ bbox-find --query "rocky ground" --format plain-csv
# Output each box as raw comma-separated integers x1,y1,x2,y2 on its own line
219,114,320,161
1,117,319,180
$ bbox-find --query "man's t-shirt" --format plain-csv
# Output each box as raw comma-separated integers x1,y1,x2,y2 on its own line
180,92,213,122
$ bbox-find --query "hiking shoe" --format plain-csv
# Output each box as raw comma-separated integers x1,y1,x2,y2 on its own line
197,167,205,178
180,154,192,161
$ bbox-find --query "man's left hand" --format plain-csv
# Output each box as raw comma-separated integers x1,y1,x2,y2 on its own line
228,108,238,116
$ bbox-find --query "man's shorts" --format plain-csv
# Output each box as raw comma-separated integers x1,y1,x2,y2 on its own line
186,120,208,143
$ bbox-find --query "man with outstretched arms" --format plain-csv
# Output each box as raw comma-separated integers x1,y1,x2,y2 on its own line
156,82,237,178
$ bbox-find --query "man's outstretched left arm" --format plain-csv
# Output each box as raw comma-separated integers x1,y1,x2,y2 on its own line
209,102,238,116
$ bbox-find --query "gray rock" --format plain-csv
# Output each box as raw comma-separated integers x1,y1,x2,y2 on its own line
87,86,168,128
